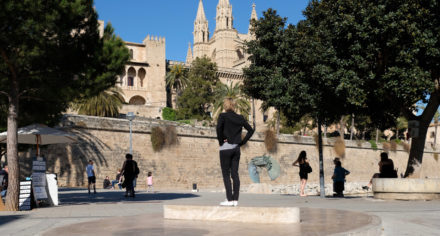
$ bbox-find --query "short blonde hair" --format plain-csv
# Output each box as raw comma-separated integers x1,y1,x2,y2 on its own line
223,98,235,112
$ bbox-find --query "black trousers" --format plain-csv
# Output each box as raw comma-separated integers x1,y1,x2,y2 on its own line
124,176,135,196
220,147,241,201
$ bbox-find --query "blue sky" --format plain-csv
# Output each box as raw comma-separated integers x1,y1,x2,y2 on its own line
94,0,310,62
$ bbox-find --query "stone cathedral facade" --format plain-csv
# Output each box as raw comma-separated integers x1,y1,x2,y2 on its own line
186,0,257,71
96,0,272,128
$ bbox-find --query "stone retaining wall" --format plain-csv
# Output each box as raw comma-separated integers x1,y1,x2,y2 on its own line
25,115,440,191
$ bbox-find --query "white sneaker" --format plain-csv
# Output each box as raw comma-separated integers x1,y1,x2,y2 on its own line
233,201,238,207
219,200,234,206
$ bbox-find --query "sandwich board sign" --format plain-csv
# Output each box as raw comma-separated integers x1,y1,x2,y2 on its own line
32,156,48,201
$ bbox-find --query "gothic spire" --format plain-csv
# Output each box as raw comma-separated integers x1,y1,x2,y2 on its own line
195,0,207,22
215,0,233,31
194,0,209,43
186,42,193,64
249,3,257,33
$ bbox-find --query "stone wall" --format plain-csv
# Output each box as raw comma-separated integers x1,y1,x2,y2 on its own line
30,115,440,191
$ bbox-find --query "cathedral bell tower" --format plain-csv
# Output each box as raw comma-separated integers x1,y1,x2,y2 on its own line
215,0,233,31
193,0,209,59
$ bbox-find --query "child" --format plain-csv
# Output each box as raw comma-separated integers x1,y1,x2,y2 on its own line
146,172,153,193
332,158,350,197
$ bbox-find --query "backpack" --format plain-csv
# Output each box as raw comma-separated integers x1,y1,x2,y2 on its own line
133,161,140,178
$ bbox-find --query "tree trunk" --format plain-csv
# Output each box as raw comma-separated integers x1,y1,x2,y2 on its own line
339,116,345,139
404,123,428,178
317,118,325,197
375,129,379,143
276,110,280,136
350,114,354,141
404,92,440,178
252,98,256,129
5,82,19,211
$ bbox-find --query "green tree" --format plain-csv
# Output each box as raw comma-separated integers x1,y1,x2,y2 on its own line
72,87,125,117
0,1,128,210
166,64,188,108
244,9,358,196
177,57,219,120
213,82,250,120
302,0,440,177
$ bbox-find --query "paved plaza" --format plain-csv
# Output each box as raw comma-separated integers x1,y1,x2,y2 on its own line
0,189,439,235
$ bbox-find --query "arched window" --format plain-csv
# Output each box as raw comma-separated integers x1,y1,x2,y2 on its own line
226,17,229,28
129,96,146,105
138,68,146,87
128,77,134,86
129,49,134,59
127,67,136,87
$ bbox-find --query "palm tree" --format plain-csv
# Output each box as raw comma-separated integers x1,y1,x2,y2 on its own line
71,87,125,117
166,64,188,107
213,82,250,120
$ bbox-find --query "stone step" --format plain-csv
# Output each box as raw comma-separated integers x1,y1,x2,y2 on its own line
163,205,300,224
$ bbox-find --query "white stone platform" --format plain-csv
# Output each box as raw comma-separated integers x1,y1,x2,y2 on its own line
373,178,440,200
164,205,300,224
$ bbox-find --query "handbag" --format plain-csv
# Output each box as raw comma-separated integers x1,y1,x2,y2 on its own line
306,164,313,173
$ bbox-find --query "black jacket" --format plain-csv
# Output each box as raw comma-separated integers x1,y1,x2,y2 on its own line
121,160,139,179
216,111,254,146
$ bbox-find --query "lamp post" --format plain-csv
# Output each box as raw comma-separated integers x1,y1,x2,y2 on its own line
126,112,135,154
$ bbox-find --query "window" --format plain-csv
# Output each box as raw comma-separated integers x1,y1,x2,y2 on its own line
128,77,134,86
129,49,134,59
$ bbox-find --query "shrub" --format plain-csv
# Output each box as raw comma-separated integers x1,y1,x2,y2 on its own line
162,107,176,121
164,125,178,146
151,127,165,152
333,138,345,158
390,140,397,152
264,129,277,153
382,142,391,152
369,140,378,150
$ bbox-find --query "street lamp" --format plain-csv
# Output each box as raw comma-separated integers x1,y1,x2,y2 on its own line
126,112,135,154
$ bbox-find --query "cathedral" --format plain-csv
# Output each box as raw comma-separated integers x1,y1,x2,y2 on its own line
186,0,257,70
102,0,270,128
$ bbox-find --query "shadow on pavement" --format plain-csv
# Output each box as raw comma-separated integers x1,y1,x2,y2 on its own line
0,215,27,227
58,190,199,205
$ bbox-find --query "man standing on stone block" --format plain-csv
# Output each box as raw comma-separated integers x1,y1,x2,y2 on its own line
216,98,254,207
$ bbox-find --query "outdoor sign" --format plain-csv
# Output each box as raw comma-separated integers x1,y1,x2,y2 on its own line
19,181,32,211
32,156,48,201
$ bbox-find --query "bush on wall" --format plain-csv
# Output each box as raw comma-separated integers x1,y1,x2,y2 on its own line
164,125,178,146
264,129,277,153
162,107,177,121
151,127,165,152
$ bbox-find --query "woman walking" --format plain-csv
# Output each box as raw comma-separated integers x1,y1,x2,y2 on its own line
216,98,254,206
293,151,310,196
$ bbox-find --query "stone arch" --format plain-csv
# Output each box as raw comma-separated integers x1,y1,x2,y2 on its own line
127,67,136,87
138,68,146,87
128,95,146,105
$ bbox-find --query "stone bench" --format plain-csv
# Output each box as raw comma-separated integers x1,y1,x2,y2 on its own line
164,205,300,224
373,178,440,200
